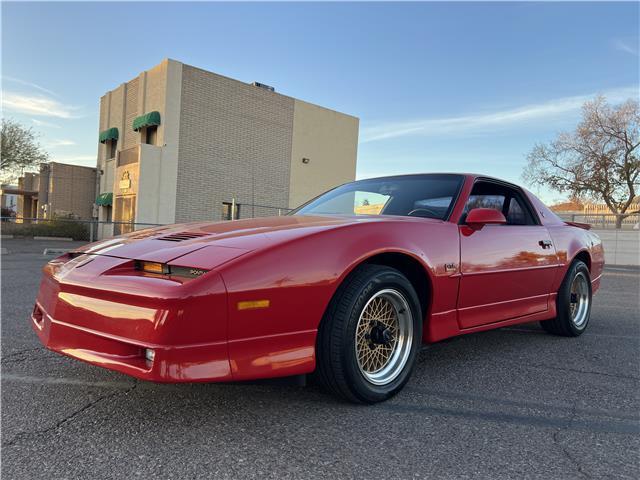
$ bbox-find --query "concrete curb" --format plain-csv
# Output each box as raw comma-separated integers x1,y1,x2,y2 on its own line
33,236,73,242
1,234,14,239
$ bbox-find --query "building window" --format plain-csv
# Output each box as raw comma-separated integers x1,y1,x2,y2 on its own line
104,205,112,222
107,140,117,159
144,126,158,145
222,202,240,220
114,195,136,235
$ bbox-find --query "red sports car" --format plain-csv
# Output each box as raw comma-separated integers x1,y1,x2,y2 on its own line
32,173,604,403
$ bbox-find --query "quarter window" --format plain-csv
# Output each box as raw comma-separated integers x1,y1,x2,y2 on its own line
506,197,528,225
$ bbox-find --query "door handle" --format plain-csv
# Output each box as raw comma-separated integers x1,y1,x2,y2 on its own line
538,240,553,249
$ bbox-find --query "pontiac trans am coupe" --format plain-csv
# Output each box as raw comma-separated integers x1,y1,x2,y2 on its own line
32,173,604,403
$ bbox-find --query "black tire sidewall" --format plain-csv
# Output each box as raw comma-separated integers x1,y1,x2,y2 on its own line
339,267,422,403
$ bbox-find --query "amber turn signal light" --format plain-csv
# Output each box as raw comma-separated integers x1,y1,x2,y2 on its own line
237,299,270,310
135,261,208,279
137,261,166,274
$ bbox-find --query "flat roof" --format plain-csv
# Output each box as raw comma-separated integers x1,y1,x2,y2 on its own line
0,188,37,196
102,58,359,121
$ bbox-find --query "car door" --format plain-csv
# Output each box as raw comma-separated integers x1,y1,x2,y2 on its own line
457,180,559,329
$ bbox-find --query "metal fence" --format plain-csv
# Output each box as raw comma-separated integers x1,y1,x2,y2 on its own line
0,217,162,242
0,203,294,242
226,202,293,220
556,213,640,230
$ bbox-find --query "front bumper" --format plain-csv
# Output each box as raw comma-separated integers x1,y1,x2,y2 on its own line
32,255,232,383
32,302,231,382
32,249,319,383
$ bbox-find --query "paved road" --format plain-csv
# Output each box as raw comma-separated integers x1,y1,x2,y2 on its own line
2,243,638,479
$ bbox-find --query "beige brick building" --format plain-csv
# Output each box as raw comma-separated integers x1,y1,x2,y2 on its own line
96,59,359,236
5,162,97,220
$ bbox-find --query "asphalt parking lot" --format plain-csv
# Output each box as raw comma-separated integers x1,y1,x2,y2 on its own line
2,239,639,479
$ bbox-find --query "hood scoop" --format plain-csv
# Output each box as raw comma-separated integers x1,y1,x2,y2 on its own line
157,231,211,242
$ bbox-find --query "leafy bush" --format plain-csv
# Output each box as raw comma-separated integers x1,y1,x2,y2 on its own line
1,207,16,218
1,219,89,240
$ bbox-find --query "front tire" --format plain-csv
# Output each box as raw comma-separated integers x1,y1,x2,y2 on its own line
540,260,592,337
315,264,423,403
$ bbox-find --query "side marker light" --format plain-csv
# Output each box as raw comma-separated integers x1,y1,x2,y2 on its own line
237,300,270,311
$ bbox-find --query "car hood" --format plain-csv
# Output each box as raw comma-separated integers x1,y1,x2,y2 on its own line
75,215,434,265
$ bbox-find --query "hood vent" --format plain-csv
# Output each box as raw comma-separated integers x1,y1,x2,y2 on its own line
157,231,210,242
128,230,166,240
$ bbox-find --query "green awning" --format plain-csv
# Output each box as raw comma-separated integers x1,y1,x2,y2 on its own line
132,111,161,131
99,128,119,144
95,192,113,206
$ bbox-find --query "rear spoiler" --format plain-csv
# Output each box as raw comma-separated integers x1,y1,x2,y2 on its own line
565,221,591,230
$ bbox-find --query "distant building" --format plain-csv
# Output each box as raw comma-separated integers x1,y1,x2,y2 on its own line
96,58,359,237
354,203,384,215
550,197,639,228
5,162,97,221
0,184,18,215
549,200,584,214
583,200,640,216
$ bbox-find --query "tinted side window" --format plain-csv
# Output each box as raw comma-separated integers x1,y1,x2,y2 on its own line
462,181,537,226
464,194,505,213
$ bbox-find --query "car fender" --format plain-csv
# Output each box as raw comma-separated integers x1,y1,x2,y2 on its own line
215,219,459,380
546,225,603,292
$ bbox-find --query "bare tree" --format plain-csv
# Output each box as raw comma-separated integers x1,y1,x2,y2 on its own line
1,119,49,182
523,96,639,228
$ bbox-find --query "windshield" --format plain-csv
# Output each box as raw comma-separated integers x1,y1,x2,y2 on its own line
293,174,464,220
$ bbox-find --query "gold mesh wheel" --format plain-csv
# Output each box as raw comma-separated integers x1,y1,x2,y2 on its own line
355,289,413,385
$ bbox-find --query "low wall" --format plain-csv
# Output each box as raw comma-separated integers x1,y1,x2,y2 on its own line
593,229,640,266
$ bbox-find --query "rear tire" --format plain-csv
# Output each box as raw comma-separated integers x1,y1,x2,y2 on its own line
540,260,592,337
315,264,423,403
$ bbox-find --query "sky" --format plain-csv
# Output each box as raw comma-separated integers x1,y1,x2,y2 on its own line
2,1,639,203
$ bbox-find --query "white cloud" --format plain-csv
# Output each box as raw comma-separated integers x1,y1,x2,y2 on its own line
2,92,82,119
32,119,62,129
360,86,639,143
1,76,59,97
47,139,77,147
613,39,639,57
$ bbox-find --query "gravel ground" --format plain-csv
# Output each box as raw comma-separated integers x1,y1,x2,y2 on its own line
1,241,638,479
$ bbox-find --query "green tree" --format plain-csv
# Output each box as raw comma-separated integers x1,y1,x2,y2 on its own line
1,119,49,181
523,97,639,228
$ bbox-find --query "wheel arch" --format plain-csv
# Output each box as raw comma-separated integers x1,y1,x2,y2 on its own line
572,249,592,272
325,250,434,324
361,252,432,318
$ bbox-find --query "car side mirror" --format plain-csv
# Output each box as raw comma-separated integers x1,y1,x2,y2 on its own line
466,208,507,230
